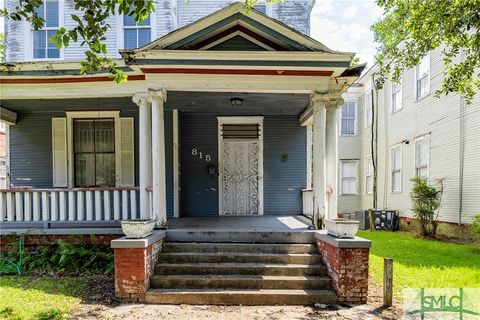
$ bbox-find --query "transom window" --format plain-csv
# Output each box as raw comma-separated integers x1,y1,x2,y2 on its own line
365,156,373,194
73,119,115,187
364,90,373,128
340,100,357,135
340,160,359,195
123,14,151,49
391,147,402,192
391,80,402,113
416,53,430,100
33,0,60,59
415,137,430,177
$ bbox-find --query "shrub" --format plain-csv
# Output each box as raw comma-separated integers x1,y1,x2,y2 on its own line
410,177,444,238
471,214,480,235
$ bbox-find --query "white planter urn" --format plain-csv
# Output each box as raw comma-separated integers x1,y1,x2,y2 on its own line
121,219,156,239
325,218,360,238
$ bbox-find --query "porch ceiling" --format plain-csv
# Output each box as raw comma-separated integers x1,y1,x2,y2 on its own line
1,92,310,116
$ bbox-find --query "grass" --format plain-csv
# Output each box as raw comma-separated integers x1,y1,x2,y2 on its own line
0,276,86,320
358,230,480,298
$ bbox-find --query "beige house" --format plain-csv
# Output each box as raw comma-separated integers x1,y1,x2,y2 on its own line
337,46,480,227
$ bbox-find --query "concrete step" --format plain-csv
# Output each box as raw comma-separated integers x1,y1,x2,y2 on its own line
166,230,314,244
145,288,337,305
154,262,328,276
150,274,331,290
162,242,317,254
157,252,322,265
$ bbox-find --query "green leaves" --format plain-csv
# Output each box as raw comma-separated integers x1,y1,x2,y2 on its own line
373,0,480,105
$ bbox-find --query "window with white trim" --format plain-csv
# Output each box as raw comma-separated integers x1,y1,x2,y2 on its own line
391,79,402,112
391,146,402,192
364,90,373,128
340,100,357,135
365,156,373,194
416,53,430,100
0,122,6,133
415,137,430,177
33,0,60,59
340,160,359,195
123,13,151,49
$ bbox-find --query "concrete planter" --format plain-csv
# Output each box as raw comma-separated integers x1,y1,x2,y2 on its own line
325,219,360,238
121,219,156,239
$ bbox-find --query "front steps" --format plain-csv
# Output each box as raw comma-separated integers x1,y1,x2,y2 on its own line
145,242,337,305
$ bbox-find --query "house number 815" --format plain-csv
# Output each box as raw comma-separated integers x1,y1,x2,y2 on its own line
191,148,211,162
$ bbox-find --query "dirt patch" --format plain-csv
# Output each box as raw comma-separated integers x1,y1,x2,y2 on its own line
73,276,402,320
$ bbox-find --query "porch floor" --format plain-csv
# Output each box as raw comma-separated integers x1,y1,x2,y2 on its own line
166,215,316,244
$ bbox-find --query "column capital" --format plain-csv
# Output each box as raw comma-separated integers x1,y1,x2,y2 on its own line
310,91,344,110
132,93,150,108
148,88,167,103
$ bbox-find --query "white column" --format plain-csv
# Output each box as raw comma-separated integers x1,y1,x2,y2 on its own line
311,93,327,228
326,104,341,220
149,88,168,226
133,93,152,219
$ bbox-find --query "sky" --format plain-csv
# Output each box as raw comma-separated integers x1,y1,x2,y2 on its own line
310,0,384,67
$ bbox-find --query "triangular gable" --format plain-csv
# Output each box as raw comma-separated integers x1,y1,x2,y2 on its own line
123,2,342,53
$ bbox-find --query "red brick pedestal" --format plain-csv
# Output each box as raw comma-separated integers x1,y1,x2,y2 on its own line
111,231,165,302
315,232,371,304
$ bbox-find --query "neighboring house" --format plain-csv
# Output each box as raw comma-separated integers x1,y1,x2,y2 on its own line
4,0,314,62
0,122,8,189
341,47,480,226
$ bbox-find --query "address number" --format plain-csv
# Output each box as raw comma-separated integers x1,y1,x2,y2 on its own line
192,148,212,162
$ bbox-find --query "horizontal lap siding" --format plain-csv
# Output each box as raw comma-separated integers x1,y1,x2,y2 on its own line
263,116,306,215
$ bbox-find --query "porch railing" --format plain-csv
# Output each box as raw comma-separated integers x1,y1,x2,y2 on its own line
0,187,139,222
302,188,314,218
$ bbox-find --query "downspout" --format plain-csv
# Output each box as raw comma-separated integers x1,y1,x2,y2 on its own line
383,76,389,209
458,88,465,225
371,73,378,209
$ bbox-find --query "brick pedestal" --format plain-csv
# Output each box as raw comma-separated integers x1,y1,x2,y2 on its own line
315,231,371,304
111,231,166,302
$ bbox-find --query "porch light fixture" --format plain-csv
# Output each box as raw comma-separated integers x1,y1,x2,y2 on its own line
230,97,244,106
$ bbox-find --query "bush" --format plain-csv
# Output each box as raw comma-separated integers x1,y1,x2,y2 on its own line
472,214,480,235
1,237,114,275
410,177,444,238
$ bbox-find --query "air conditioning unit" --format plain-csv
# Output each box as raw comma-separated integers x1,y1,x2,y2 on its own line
355,210,399,231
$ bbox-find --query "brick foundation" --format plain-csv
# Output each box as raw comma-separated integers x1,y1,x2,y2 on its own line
0,234,120,251
111,232,165,302
315,233,370,304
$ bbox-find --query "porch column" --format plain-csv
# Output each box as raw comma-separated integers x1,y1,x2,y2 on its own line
149,88,168,226
325,95,343,219
311,93,327,228
133,93,152,219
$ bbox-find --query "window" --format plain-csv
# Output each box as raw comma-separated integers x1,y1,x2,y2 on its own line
415,136,430,177
33,0,60,59
73,119,115,187
0,159,6,179
0,122,6,133
254,4,267,13
340,100,357,135
340,160,359,195
364,90,373,128
416,53,430,99
365,156,373,194
391,80,402,112
391,146,402,192
123,13,151,49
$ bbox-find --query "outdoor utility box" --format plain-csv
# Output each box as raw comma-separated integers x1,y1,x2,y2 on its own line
355,210,399,231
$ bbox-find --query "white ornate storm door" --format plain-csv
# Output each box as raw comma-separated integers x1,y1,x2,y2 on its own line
218,117,264,216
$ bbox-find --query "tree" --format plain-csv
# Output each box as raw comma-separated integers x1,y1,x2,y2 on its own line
410,177,444,238
0,0,279,82
0,33,5,63
373,0,480,105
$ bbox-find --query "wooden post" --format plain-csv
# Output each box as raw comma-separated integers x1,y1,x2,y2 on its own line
384,257,393,307
369,208,375,231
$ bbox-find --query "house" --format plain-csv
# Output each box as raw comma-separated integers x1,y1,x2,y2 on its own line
336,51,480,234
0,1,372,305
0,122,8,189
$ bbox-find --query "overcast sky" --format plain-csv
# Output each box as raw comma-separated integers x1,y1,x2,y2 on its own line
310,0,383,67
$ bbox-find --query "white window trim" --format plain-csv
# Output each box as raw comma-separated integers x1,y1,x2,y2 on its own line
414,134,431,179
364,155,373,195
391,78,403,113
253,0,273,16
339,99,358,136
415,52,431,101
24,0,65,61
65,111,121,188
340,159,359,196
390,144,402,193
217,116,264,215
364,89,373,128
116,11,156,52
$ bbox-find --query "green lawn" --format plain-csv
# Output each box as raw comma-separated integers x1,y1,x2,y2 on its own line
358,231,480,297
0,276,85,320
